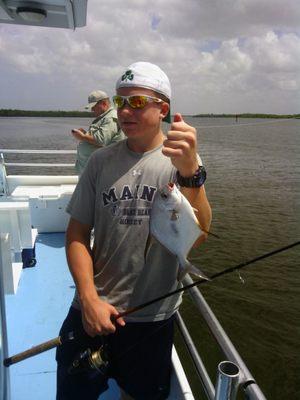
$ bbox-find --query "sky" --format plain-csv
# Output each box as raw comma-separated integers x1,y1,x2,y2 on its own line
0,0,299,115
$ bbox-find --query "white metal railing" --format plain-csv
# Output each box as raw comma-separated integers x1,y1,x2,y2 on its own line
0,150,78,196
0,149,76,168
0,234,11,400
0,150,76,154
4,163,75,167
177,275,267,400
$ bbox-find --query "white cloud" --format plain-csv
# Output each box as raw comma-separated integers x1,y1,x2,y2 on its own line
0,0,299,113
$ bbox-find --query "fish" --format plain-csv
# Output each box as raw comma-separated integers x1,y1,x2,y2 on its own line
148,182,210,281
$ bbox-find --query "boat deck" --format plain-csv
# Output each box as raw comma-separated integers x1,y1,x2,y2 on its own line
4,233,193,399
5,233,120,399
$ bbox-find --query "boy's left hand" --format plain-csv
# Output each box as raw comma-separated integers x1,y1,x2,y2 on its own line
162,113,199,177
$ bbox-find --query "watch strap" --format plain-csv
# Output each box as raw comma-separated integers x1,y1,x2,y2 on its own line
176,165,207,188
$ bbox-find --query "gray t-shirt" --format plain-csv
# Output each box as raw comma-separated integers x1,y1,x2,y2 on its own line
67,139,183,322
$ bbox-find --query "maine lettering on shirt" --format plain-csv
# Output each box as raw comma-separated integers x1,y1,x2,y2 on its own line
102,184,157,226
102,184,157,206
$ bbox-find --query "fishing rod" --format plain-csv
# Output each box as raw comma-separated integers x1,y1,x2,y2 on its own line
3,240,300,368
115,240,300,320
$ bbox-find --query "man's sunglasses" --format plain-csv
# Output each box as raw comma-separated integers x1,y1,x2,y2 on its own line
112,95,163,109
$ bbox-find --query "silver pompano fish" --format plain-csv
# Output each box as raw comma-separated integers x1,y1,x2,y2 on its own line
149,182,209,281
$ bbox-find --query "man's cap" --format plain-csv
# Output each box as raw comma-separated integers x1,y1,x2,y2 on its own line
116,62,171,122
85,90,109,110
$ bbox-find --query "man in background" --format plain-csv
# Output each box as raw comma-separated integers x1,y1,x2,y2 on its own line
72,90,124,174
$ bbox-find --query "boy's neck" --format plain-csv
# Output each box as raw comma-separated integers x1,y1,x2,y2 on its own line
127,130,165,153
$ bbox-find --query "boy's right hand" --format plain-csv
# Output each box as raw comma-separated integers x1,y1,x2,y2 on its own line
81,296,125,337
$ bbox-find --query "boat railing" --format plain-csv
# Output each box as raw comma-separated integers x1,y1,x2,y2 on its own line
0,234,10,400
177,274,266,399
0,149,76,168
0,149,78,196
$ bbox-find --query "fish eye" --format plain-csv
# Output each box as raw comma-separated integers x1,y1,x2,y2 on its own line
160,192,168,199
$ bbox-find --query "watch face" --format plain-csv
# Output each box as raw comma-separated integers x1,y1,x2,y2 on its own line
176,166,206,187
196,166,207,185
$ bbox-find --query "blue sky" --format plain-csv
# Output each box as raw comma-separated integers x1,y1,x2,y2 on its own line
0,0,299,114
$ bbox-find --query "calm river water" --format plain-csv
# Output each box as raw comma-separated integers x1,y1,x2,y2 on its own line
0,116,299,399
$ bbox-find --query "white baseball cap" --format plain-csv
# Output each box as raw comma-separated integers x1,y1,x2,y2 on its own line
116,62,171,121
85,90,109,110
116,62,171,99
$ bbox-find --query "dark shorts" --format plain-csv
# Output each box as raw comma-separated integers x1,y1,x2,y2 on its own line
56,307,175,400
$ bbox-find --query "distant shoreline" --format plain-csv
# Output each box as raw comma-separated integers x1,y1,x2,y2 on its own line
0,109,92,117
0,109,299,119
192,113,300,119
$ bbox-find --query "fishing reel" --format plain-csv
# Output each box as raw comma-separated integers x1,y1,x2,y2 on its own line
68,345,109,376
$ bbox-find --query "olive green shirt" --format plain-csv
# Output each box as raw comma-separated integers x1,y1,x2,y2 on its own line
75,107,125,174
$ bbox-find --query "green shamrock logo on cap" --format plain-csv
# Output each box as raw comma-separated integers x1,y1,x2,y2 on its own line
121,70,134,82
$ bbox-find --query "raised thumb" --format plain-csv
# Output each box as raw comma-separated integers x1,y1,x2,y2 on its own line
173,113,183,123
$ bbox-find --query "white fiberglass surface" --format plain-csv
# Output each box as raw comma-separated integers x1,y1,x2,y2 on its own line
4,233,190,399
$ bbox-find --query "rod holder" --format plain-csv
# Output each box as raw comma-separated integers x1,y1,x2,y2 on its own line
215,361,240,400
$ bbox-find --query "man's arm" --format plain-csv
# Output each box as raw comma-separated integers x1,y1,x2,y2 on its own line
162,113,212,244
89,115,119,146
66,218,125,336
71,129,103,147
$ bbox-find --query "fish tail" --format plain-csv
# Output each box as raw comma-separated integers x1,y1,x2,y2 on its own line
177,261,210,282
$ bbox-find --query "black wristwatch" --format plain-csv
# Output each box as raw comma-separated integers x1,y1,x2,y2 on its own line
176,165,207,188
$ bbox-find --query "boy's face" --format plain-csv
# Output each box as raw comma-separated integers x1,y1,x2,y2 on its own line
116,87,169,139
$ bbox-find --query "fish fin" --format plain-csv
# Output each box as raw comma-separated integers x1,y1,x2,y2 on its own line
177,261,210,282
194,218,221,239
191,208,220,239
198,225,221,239
144,234,161,260
144,234,154,260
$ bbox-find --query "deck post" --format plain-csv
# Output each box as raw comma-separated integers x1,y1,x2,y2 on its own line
0,153,8,197
214,361,240,400
0,234,11,400
183,275,267,400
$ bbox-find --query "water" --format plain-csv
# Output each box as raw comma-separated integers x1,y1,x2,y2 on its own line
1,116,300,399
0,116,81,175
179,117,300,399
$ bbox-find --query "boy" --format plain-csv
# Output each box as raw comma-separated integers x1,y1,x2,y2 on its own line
56,61,212,399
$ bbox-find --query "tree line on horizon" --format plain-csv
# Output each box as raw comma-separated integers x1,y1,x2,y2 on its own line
0,109,92,117
0,109,299,119
192,113,300,119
